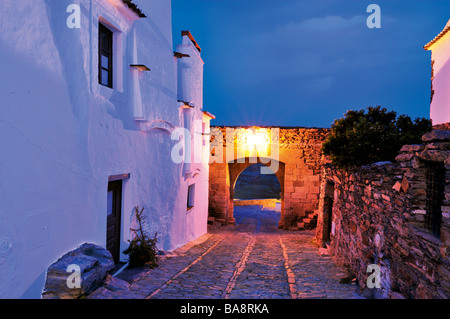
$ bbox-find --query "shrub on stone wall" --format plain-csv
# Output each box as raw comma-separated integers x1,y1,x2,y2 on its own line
322,106,431,168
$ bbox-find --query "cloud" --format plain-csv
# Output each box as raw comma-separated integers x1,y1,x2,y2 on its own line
284,15,365,32
173,0,448,127
301,76,334,94
219,14,368,87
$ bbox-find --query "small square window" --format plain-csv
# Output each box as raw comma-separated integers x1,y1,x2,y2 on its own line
99,23,113,88
187,184,195,211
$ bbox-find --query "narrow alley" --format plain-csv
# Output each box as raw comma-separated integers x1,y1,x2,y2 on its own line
88,206,363,299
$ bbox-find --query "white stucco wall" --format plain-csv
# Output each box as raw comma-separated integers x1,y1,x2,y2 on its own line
0,0,210,298
428,27,450,125
173,33,209,249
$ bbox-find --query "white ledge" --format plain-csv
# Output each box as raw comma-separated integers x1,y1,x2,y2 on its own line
136,119,176,134
184,168,201,178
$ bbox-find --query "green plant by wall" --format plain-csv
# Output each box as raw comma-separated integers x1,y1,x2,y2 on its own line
123,206,158,268
322,106,431,169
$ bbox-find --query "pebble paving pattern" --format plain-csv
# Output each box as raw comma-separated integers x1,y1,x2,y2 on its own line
87,205,363,299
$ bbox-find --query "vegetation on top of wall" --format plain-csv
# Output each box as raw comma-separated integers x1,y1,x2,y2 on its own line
321,106,432,169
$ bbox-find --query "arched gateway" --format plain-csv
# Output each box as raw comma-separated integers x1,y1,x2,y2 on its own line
208,126,330,229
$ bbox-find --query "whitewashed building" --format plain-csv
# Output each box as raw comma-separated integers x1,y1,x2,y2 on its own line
0,0,213,298
424,19,450,126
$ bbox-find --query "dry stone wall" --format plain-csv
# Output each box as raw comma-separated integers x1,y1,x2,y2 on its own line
316,129,450,299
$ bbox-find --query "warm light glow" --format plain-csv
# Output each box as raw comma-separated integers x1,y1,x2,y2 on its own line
236,127,271,157
246,130,269,149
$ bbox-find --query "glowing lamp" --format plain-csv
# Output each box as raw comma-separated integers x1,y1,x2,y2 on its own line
243,128,269,150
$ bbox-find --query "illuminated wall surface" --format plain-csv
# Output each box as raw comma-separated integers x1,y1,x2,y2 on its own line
426,20,450,126
0,0,211,298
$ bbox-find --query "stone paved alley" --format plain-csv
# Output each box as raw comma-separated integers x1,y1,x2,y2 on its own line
88,206,364,299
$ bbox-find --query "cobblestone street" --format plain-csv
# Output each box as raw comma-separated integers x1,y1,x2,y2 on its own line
88,206,364,299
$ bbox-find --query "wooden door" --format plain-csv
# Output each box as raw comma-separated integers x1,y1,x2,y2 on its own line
107,180,122,263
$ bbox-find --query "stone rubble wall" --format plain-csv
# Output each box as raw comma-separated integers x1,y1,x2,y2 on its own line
433,122,450,131
316,130,450,298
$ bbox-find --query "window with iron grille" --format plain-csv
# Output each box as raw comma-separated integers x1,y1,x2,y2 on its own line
425,161,445,237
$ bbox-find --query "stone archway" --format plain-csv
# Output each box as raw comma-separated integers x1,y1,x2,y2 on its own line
208,126,330,230
228,157,285,227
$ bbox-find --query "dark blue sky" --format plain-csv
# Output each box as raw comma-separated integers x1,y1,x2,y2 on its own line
172,0,450,128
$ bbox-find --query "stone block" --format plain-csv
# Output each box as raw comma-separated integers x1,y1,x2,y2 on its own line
364,186,372,197
215,207,227,216
285,174,296,181
284,186,294,193
441,227,450,246
310,186,320,194
217,170,227,178
424,142,450,151
291,192,307,199
318,247,330,256
392,181,402,192
419,150,448,162
42,243,115,299
399,144,425,153
395,153,413,162
422,130,450,142
215,197,228,205
290,202,303,210
293,180,304,187
294,186,309,193
307,193,318,200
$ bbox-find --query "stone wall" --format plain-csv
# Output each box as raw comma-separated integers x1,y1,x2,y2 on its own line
209,126,330,228
433,122,450,131
316,130,450,298
208,160,231,225
280,128,330,228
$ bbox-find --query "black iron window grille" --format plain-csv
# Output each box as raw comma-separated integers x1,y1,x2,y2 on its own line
425,161,445,237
